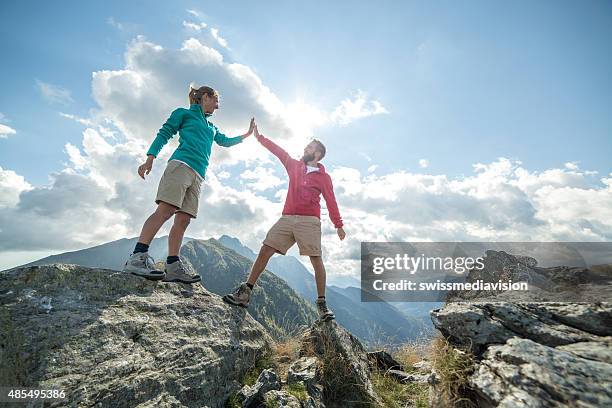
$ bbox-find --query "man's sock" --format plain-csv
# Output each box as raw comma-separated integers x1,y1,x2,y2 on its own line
167,256,180,264
133,242,149,254
246,282,254,290
317,295,325,300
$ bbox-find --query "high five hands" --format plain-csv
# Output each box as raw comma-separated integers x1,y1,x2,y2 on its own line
242,117,256,139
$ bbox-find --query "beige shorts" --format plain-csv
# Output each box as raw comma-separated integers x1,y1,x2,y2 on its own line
155,160,202,218
263,215,322,256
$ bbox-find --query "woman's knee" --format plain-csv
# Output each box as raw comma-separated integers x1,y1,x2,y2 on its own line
156,202,177,220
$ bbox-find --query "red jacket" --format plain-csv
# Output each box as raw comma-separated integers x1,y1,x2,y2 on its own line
257,134,343,228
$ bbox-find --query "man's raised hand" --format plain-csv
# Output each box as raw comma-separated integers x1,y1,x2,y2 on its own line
242,117,256,139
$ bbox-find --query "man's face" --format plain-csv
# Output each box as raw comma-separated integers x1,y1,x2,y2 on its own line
202,93,220,114
301,142,319,163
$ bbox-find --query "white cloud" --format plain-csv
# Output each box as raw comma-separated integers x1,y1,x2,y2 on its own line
36,80,74,105
0,124,16,138
186,9,200,18
240,166,285,191
0,167,32,208
59,112,95,127
183,21,207,31
419,159,429,168
330,90,389,126
367,164,378,173
210,27,229,49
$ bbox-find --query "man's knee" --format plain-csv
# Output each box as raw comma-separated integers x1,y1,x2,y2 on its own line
260,244,277,257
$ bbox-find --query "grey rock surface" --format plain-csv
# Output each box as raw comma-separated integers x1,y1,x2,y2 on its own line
431,300,612,407
287,356,324,407
238,368,280,407
262,390,302,407
471,337,612,407
301,320,382,407
0,264,273,408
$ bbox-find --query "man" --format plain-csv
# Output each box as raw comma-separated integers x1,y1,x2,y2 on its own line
122,85,254,283
223,126,346,321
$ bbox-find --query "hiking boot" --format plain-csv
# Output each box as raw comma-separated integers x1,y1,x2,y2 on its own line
162,259,201,284
123,252,165,281
316,298,335,321
223,283,252,308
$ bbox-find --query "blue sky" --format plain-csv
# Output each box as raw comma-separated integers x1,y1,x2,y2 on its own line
2,1,611,183
1,1,611,272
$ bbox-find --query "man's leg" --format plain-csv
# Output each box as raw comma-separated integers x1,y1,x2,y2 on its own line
223,244,277,307
168,211,191,257
137,201,177,246
246,244,277,286
309,256,327,297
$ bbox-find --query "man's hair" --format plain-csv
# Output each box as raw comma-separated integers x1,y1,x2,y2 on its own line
189,85,219,104
312,139,326,160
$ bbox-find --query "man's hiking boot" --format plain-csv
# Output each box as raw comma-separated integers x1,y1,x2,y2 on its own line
163,259,201,284
123,252,165,281
223,283,252,308
316,298,335,322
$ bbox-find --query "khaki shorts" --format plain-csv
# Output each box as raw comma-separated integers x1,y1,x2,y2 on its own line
263,215,322,256
155,160,202,218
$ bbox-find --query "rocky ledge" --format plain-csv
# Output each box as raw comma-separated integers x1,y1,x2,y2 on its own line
0,264,273,407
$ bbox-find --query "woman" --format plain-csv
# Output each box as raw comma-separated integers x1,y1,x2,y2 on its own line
123,85,255,283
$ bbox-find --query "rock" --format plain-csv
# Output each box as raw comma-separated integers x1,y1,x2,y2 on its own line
366,350,404,371
387,369,430,384
431,302,611,354
287,356,324,404
470,337,612,407
262,390,301,407
300,320,382,406
0,264,273,408
430,295,612,406
238,368,280,407
412,360,432,373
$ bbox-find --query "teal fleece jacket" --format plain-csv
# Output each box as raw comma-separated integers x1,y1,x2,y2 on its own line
146,104,243,178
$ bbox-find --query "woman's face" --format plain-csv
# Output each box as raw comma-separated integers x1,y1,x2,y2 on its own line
201,93,220,114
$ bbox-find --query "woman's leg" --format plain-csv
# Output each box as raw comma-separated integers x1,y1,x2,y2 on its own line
137,201,177,245
168,211,192,257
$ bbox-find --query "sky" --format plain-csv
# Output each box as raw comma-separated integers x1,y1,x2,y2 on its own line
1,1,611,275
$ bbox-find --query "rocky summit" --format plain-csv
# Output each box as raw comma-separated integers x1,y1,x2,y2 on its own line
0,264,273,407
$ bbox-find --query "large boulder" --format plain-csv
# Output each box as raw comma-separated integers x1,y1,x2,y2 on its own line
430,301,612,407
0,264,273,407
301,320,382,407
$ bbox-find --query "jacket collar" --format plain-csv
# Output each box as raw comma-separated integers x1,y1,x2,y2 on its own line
189,104,212,118
302,161,326,174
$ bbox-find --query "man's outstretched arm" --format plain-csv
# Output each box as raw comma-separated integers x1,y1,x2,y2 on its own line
254,126,293,169
322,175,346,240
